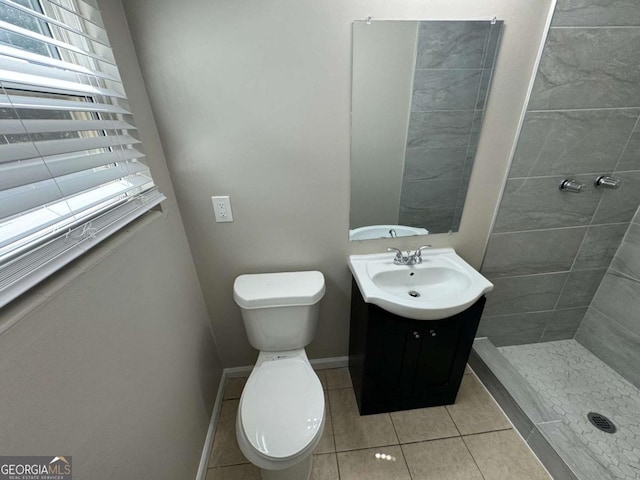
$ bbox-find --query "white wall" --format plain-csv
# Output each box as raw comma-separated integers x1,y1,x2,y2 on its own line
0,2,222,478
122,0,554,367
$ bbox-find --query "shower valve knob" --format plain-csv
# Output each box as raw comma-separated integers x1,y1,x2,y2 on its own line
595,175,621,189
559,179,584,193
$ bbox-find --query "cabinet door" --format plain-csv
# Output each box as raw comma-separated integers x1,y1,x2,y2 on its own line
368,312,421,399
413,316,464,395
372,324,406,398
397,327,423,398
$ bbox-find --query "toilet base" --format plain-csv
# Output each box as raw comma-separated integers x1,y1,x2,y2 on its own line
259,455,312,480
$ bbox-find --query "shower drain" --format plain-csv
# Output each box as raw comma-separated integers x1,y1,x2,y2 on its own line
587,412,617,434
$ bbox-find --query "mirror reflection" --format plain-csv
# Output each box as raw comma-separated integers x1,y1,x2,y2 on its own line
349,20,503,240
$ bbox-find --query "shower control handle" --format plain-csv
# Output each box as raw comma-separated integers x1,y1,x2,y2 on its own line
594,175,621,189
559,179,584,193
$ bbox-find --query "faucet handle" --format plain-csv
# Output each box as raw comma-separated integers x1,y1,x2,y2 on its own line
387,247,404,264
413,245,432,262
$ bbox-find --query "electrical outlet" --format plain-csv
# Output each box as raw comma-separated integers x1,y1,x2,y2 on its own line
212,196,233,222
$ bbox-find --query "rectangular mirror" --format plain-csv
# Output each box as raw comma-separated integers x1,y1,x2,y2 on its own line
350,20,503,241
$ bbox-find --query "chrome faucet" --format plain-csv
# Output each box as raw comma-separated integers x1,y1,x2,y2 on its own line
387,247,406,264
412,245,432,264
387,245,432,265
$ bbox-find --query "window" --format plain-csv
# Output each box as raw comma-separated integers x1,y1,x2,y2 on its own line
0,0,165,307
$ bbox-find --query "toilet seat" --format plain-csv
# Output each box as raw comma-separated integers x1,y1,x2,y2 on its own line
238,352,324,464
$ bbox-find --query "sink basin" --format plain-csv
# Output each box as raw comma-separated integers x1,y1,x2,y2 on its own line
349,225,429,241
349,248,493,320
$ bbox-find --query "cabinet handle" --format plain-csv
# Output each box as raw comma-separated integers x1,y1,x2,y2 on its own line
413,331,421,339
430,329,437,337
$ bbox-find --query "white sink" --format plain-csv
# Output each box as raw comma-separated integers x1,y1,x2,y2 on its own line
349,225,429,241
349,248,493,320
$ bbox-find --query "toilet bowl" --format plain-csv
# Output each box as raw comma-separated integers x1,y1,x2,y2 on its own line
233,271,326,480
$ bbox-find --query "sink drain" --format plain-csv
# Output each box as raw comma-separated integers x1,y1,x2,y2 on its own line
408,290,420,298
587,412,616,434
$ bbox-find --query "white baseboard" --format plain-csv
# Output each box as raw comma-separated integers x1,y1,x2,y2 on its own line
195,372,227,480
194,355,348,479
225,355,349,378
224,365,253,378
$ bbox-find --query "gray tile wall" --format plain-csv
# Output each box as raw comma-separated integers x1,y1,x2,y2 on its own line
479,2,640,346
399,21,502,233
576,208,640,388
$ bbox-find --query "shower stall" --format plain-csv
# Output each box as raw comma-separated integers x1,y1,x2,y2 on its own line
468,2,640,479
470,83,640,480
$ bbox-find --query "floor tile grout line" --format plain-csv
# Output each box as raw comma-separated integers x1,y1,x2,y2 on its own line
444,404,464,437
471,371,528,437
387,408,413,480
330,428,514,453
207,460,251,469
326,385,404,458
459,427,515,438
460,434,489,480
397,444,414,480
333,441,403,454
396,430,507,448
334,453,341,480
325,383,341,480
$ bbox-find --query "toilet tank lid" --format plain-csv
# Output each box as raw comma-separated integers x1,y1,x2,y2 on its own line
233,271,325,309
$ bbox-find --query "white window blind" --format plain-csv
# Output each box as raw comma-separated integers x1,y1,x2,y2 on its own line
0,0,165,307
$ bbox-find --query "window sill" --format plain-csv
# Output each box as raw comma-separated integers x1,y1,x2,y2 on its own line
0,208,164,337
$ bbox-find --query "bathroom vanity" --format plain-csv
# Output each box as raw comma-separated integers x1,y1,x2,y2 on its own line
349,280,485,414
347,248,492,415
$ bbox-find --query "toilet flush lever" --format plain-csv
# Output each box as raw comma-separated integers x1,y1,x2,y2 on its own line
595,175,621,189
559,179,584,193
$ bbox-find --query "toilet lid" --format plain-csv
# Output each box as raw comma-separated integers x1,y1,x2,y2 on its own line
241,357,324,459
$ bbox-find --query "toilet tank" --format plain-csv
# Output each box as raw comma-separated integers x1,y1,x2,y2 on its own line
233,271,325,352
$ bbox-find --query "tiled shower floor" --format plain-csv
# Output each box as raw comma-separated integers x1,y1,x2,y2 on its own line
500,340,640,480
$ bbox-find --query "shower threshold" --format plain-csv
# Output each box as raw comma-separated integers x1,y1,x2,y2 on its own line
470,338,640,480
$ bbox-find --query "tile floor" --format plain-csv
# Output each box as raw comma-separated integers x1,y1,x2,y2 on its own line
206,367,552,479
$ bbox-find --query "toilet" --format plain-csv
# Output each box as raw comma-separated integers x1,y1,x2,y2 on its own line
233,271,326,480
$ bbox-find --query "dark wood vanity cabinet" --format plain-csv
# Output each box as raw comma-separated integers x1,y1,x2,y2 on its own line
348,278,486,415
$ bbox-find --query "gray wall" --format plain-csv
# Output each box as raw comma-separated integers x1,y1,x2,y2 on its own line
0,2,223,479
479,0,640,346
122,0,554,367
577,206,640,388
